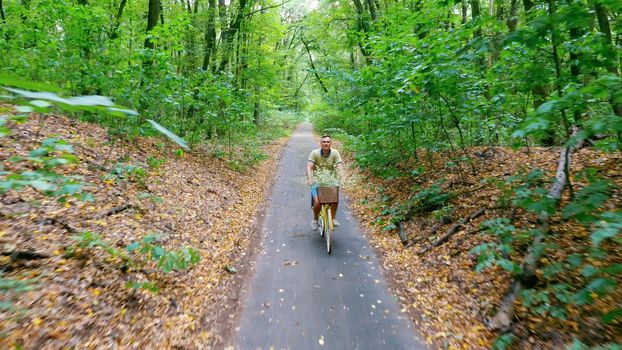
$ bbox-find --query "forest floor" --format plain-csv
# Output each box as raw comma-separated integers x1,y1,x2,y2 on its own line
2,110,621,349
343,143,622,349
0,107,286,349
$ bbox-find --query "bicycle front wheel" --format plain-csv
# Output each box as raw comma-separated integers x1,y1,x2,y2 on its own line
326,208,332,254
318,215,325,237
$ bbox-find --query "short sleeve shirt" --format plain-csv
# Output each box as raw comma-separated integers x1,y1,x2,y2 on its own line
308,148,342,173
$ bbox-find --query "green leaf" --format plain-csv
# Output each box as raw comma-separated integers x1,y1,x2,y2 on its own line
143,235,158,244
0,74,62,92
29,180,55,192
591,225,621,247
602,308,622,324
573,288,593,305
566,253,582,268
492,332,515,350
152,246,166,260
581,265,599,278
126,242,140,253
146,119,189,150
588,278,616,296
601,263,622,275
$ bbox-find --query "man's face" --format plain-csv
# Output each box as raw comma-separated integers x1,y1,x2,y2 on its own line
320,137,331,151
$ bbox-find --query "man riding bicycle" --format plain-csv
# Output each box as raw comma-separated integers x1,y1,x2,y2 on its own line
307,134,344,231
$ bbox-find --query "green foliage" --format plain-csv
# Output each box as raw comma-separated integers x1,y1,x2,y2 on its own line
472,167,621,339
126,235,201,273
71,232,201,291
470,218,522,274
1,137,93,202
380,180,450,230
305,0,621,179
562,170,612,225
567,339,622,350
146,156,165,170
0,272,36,311
492,332,516,350
106,162,148,188
432,204,454,222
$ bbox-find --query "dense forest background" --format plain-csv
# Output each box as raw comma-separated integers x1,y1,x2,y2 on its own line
1,0,620,348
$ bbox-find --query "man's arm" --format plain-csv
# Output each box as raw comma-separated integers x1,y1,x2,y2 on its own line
306,160,315,186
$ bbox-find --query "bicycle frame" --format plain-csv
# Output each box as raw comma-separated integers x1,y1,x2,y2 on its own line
319,203,334,253
320,203,333,231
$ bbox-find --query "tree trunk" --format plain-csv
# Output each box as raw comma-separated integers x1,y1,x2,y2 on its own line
0,0,6,22
218,0,249,72
488,134,584,330
202,0,217,70
110,0,128,39
366,0,378,21
522,0,553,145
352,0,370,32
145,0,161,49
593,2,622,117
492,0,505,62
471,0,482,37
548,0,570,140
159,2,165,25
219,0,227,29
507,0,518,32
301,37,329,93
352,0,371,63
461,0,468,24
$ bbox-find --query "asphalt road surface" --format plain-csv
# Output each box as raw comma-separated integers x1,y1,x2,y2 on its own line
236,123,427,350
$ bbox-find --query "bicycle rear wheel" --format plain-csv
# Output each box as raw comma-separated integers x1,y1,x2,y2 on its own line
326,208,332,254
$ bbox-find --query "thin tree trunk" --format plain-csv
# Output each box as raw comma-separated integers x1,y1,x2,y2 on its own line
492,0,505,63
366,0,378,21
548,0,571,140
507,0,518,32
219,0,248,72
488,133,584,330
110,0,128,39
471,0,482,37
0,0,6,22
145,0,161,49
352,0,371,63
219,0,227,29
301,37,329,93
522,0,552,144
202,0,217,70
461,0,468,24
160,2,165,25
593,2,622,118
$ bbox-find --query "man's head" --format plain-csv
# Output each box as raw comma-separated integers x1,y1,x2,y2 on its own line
320,135,331,151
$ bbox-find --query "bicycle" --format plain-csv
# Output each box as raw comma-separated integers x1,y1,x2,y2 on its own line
316,186,339,254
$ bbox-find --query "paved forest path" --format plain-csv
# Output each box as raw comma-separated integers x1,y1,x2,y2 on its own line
235,123,427,349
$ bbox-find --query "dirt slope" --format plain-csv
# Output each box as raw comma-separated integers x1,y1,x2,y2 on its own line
343,146,622,349
1,109,286,349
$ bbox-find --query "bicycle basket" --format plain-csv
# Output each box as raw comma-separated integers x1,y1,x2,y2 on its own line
317,186,339,204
